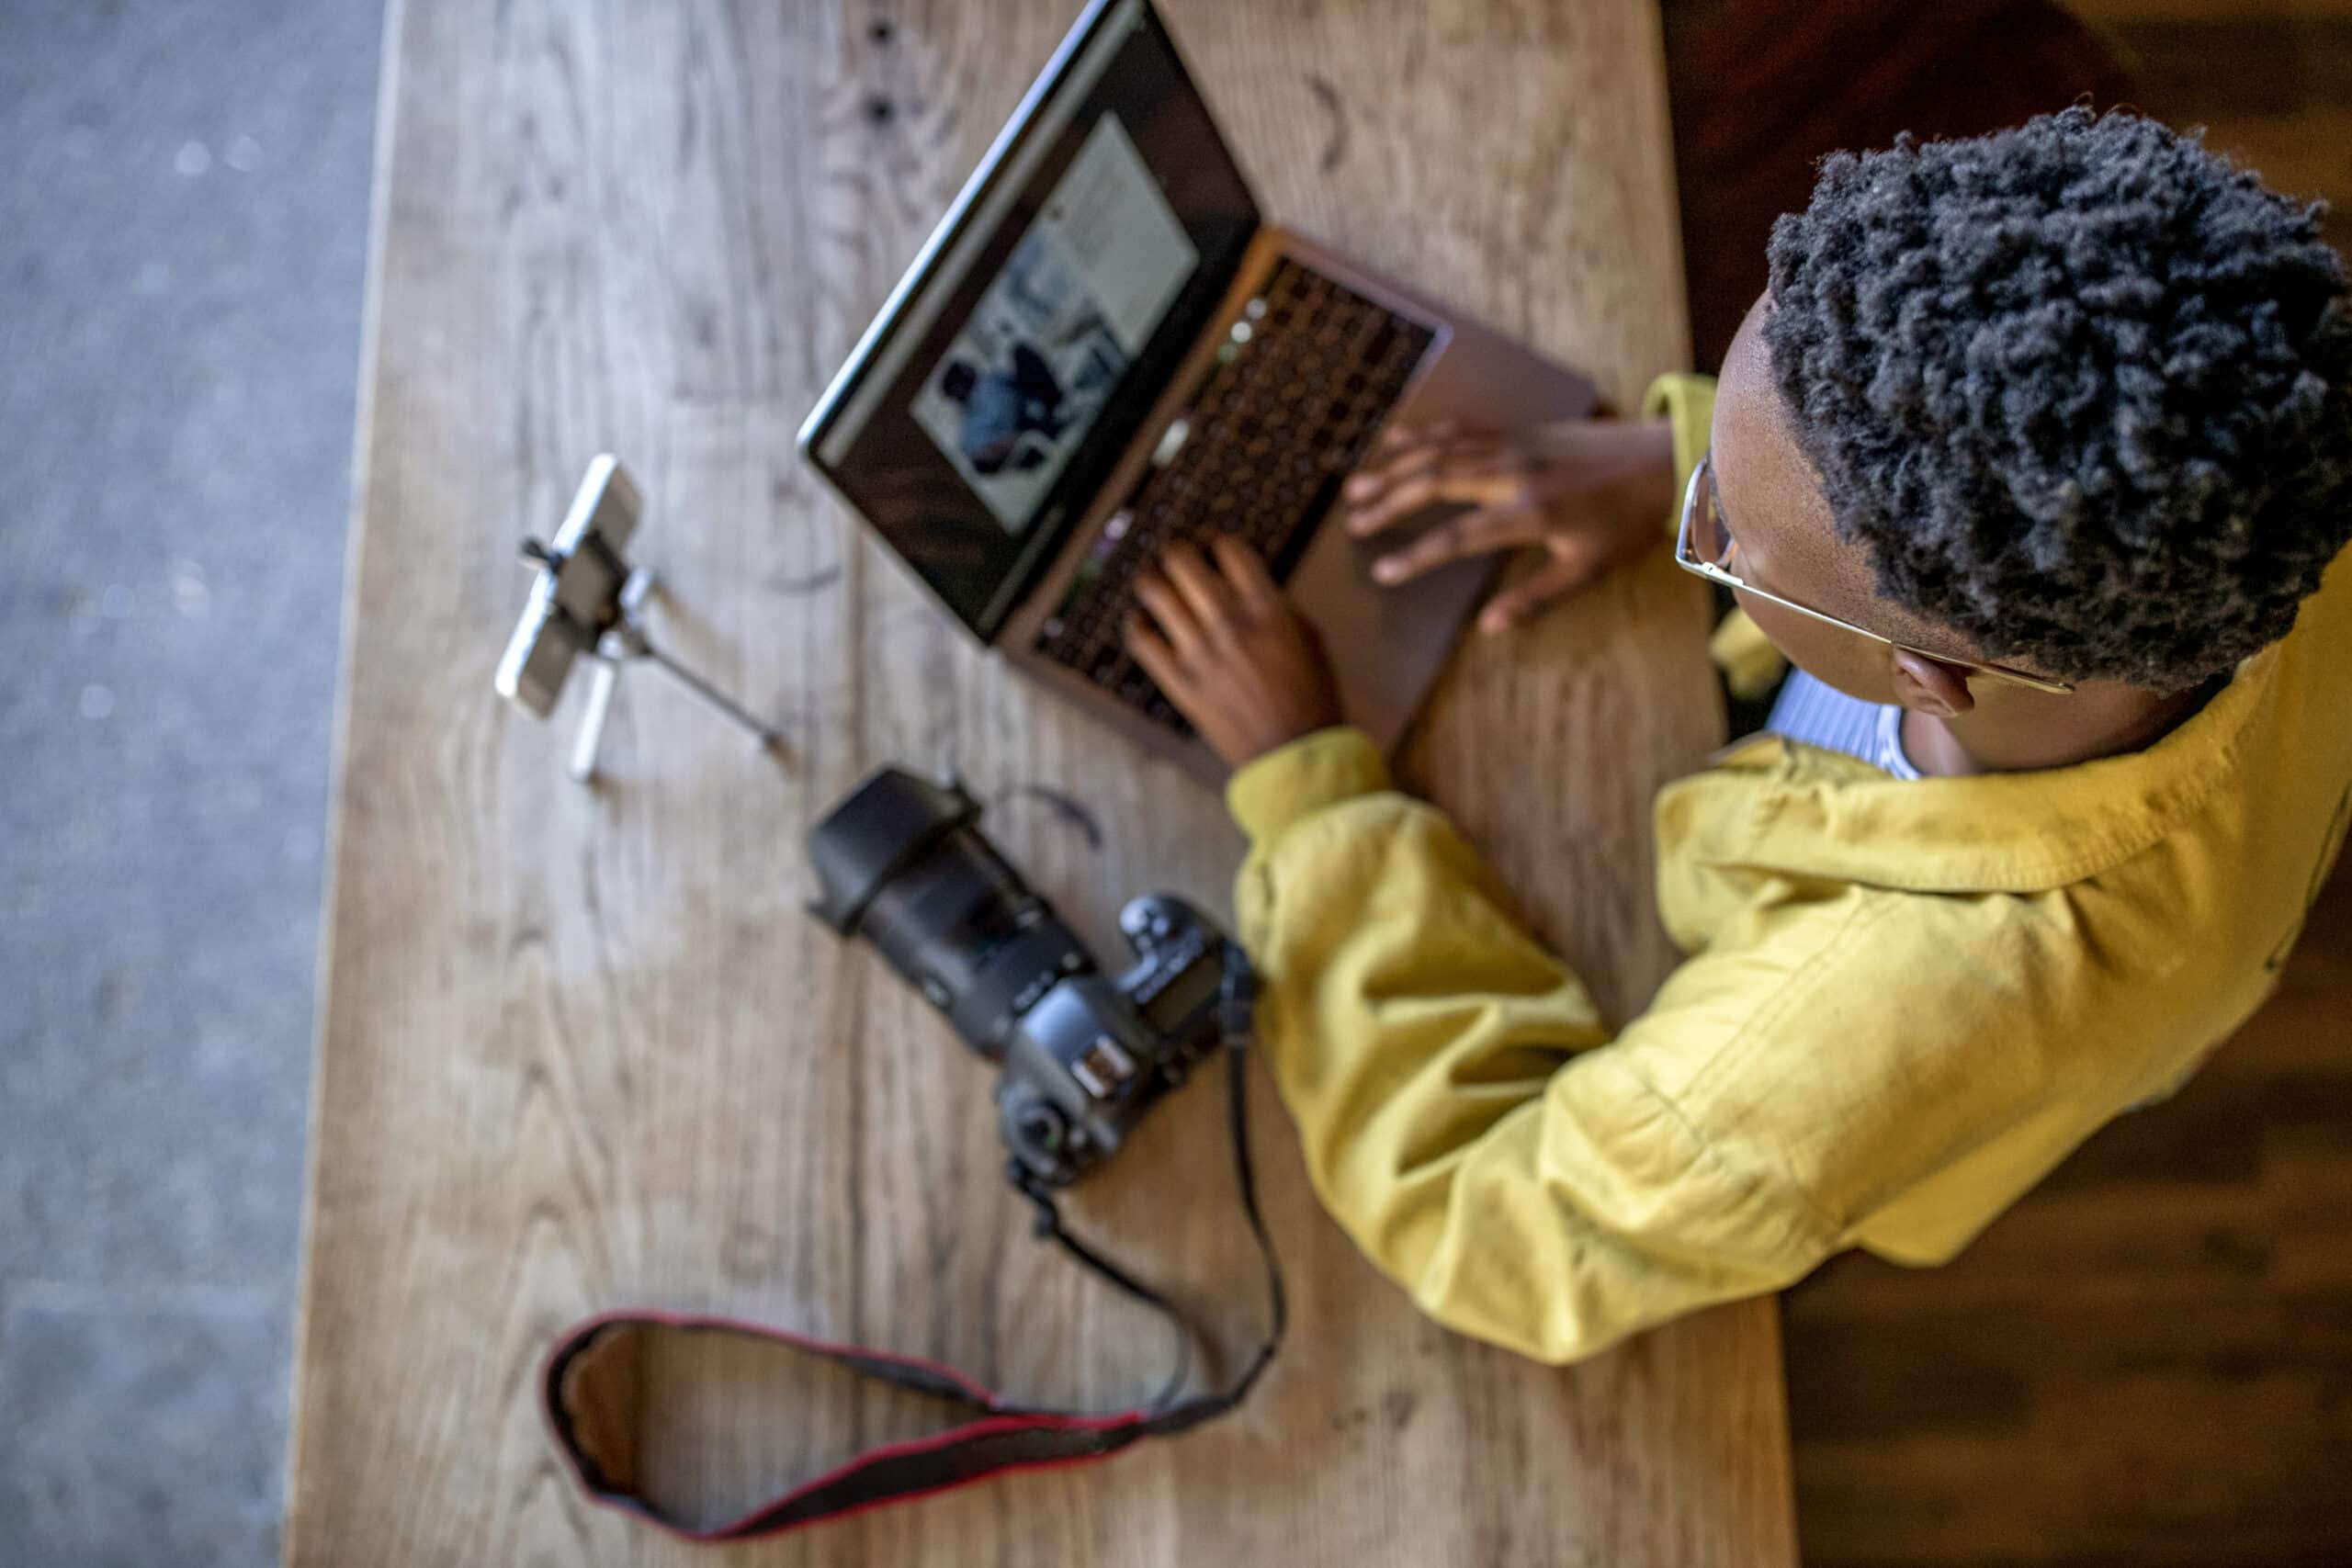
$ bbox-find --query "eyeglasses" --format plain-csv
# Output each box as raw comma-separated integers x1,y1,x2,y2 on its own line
1674,453,2075,696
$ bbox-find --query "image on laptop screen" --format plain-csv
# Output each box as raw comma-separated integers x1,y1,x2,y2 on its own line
910,112,1198,534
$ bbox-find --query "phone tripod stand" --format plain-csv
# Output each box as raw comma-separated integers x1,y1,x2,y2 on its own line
529,547,782,784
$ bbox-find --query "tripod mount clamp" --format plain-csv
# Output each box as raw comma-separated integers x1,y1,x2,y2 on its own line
494,456,782,784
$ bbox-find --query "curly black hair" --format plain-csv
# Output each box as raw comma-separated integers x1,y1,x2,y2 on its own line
1763,106,2352,691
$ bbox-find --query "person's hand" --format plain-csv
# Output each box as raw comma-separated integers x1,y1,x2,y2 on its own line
1125,536,1343,770
1343,416,1677,634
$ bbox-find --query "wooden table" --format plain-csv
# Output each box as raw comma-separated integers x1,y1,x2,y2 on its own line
285,1,1794,1562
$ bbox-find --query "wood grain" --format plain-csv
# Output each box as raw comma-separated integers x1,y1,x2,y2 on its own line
1659,0,2134,372
1786,873,2352,1568
285,1,1786,1563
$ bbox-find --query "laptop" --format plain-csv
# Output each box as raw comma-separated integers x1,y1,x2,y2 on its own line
798,0,1595,781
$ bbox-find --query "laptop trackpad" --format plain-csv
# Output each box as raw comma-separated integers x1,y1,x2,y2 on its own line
1288,500,1496,756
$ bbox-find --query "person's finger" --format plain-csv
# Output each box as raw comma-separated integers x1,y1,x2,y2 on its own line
1161,540,1238,632
1211,533,1279,609
1377,416,1460,453
1370,502,1544,585
1342,452,1410,503
1345,469,1452,536
1343,429,1496,507
1347,429,1450,491
1347,454,1524,537
1343,439,1454,505
1125,612,1185,688
1476,547,1602,634
1133,570,1204,655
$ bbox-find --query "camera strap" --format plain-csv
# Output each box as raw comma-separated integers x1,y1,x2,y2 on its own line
538,949,1284,1542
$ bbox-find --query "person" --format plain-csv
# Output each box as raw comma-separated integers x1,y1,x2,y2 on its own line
1121,107,2352,1362
942,345,1066,476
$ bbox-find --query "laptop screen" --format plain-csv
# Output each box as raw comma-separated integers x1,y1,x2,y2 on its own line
801,0,1258,640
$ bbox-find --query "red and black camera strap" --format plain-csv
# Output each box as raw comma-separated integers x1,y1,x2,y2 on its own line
539,956,1284,1542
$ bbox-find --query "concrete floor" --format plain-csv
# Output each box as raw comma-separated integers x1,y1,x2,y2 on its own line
0,3,380,1562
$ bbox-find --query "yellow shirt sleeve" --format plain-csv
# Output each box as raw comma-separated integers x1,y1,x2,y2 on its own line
1642,370,1785,700
1641,371,1714,538
1228,728,1832,1362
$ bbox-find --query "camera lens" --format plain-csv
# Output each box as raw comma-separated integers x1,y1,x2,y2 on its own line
859,836,1088,1054
808,769,1092,1058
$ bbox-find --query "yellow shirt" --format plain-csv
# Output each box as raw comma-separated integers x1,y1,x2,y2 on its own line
1227,378,2352,1363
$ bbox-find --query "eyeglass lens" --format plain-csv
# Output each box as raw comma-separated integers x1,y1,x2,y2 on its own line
1694,467,1736,569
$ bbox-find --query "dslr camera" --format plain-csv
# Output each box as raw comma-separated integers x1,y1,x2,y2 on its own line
808,768,1238,1187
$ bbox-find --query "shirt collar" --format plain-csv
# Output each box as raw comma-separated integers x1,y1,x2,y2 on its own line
1679,641,2284,895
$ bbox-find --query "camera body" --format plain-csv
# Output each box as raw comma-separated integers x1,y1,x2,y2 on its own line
808,768,1233,1186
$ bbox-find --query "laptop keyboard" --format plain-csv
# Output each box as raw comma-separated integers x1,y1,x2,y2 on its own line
1033,257,1437,736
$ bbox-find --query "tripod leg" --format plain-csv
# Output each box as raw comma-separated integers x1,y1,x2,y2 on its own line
570,658,621,784
642,643,781,750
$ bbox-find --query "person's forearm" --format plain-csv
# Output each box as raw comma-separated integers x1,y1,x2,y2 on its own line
1228,728,1816,1361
